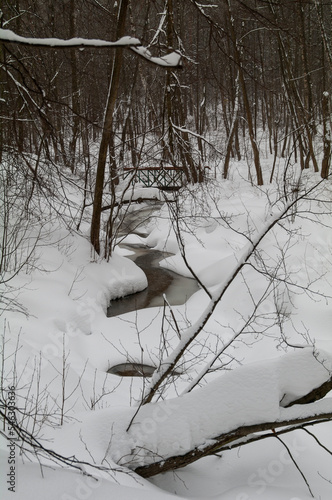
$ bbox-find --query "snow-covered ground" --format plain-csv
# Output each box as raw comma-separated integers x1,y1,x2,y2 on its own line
1,158,331,499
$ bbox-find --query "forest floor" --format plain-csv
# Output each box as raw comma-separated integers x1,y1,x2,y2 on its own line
1,156,332,499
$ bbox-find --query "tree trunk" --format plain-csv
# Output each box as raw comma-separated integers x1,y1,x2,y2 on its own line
165,0,175,159
68,0,80,173
223,71,239,179
226,0,263,185
321,91,331,179
90,0,129,255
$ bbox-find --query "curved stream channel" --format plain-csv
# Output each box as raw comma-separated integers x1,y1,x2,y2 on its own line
107,203,200,318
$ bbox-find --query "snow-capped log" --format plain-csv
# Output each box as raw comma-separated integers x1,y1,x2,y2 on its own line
0,28,182,68
10,348,329,480
119,348,331,477
58,348,331,479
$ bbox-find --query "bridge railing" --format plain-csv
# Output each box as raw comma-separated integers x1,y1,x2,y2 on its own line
123,167,186,189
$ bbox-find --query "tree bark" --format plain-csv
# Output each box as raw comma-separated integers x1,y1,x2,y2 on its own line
133,371,332,478
226,0,263,185
90,0,129,255
223,71,239,179
68,0,80,173
321,91,331,179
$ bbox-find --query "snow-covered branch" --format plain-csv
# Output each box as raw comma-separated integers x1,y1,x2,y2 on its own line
105,348,332,477
0,28,182,67
130,46,182,68
135,409,332,477
139,176,329,406
0,28,140,48
140,200,294,405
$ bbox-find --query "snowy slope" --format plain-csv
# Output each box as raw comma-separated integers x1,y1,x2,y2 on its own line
1,161,331,499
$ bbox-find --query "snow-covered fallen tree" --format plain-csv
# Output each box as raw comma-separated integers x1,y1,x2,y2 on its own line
126,348,332,477
2,347,331,480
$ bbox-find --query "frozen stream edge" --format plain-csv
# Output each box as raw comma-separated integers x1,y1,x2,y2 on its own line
107,244,199,317
107,202,200,317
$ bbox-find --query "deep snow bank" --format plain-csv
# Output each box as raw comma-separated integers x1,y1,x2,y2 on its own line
54,347,332,469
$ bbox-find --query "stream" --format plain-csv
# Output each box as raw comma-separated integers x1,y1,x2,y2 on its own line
107,203,200,318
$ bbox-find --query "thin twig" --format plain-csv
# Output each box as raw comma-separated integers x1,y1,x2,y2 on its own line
273,433,314,497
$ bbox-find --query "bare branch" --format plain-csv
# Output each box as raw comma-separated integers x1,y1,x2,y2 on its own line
140,181,321,406
273,434,315,497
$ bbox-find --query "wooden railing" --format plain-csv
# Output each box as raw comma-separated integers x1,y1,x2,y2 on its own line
123,167,186,189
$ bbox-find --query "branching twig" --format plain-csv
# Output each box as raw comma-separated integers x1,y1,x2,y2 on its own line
273,433,315,497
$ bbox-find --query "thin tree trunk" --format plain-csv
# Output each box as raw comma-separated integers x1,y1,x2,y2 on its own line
226,1,263,185
223,71,239,179
321,91,331,179
68,0,80,172
90,0,129,255
165,0,175,159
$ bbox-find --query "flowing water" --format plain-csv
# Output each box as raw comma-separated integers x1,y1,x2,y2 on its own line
107,203,200,318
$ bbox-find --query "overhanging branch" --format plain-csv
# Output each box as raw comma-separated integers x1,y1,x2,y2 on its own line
0,28,182,68
0,28,140,48
139,176,330,406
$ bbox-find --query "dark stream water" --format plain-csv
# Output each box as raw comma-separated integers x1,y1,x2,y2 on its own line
107,245,199,317
106,204,200,318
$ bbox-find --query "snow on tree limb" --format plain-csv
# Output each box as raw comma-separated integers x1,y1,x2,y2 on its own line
134,409,332,477
0,28,140,48
130,46,182,67
139,176,330,406
112,348,331,477
0,28,182,67
55,349,330,478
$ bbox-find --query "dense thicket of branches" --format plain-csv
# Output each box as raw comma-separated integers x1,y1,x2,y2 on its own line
1,0,331,175
0,0,331,256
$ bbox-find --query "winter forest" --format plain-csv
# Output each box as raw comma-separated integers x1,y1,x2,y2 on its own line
0,0,332,499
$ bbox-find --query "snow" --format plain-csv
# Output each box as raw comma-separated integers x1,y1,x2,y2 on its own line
53,347,331,470
1,159,332,499
0,29,182,67
0,28,140,48
131,46,182,67
0,452,185,500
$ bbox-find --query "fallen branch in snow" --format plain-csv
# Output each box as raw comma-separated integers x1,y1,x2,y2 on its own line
101,196,165,212
114,348,332,478
134,410,332,478
285,378,332,407
137,207,293,405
